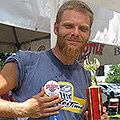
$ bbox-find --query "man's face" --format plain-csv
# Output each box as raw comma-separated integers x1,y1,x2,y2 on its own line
54,9,91,58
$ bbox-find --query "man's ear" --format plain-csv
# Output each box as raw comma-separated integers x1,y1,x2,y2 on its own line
54,22,58,35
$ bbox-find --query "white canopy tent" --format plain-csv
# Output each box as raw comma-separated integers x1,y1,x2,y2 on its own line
0,0,120,65
0,0,51,52
83,0,120,13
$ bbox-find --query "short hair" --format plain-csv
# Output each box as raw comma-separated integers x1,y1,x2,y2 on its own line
56,0,94,28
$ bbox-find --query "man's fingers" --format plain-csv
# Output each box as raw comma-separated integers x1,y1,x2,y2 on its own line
39,104,63,118
101,107,109,120
38,97,62,110
34,87,61,103
41,104,63,113
84,111,89,120
102,107,107,113
39,110,60,118
32,87,45,98
43,97,62,106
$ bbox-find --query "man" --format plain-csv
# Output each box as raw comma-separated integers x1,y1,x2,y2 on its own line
0,0,108,119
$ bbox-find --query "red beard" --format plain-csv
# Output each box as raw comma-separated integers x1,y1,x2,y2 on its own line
57,34,86,58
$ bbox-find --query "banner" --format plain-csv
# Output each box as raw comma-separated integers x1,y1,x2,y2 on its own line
78,42,120,65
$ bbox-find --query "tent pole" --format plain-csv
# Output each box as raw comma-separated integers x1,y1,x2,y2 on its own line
50,0,57,48
12,26,21,51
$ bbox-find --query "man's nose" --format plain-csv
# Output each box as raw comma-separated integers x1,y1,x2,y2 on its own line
71,27,80,37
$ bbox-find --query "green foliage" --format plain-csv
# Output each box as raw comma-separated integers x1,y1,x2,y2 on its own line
105,64,120,83
0,52,11,70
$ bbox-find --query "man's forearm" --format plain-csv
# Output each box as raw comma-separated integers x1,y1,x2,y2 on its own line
0,88,63,118
0,98,26,118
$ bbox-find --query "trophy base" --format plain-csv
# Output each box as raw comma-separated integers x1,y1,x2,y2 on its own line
87,86,103,120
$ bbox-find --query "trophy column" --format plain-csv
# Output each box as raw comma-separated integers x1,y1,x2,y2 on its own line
84,57,103,120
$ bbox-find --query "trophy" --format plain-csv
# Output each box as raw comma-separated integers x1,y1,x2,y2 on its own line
84,57,103,120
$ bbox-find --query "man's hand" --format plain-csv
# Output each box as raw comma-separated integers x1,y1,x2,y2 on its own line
84,107,109,120
21,87,63,118
101,107,109,120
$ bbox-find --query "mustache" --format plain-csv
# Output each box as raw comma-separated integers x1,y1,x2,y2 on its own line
64,37,84,42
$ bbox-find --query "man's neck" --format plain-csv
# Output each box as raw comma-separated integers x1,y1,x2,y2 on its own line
52,47,76,65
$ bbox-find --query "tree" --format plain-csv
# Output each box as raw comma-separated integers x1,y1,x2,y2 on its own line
105,64,120,83
0,52,12,70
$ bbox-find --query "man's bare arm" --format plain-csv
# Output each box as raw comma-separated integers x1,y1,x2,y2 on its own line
0,62,17,95
0,88,63,118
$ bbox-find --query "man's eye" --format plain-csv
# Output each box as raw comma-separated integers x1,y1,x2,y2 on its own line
64,25,73,29
80,27,89,32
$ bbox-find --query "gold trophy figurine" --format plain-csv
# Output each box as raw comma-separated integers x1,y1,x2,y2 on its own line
84,57,100,86
84,57,103,120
